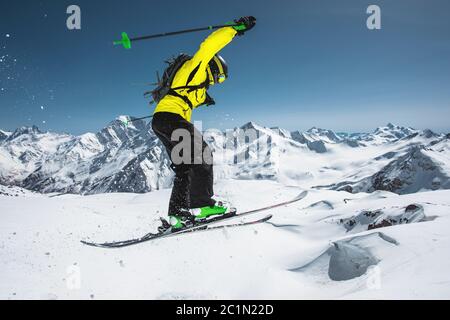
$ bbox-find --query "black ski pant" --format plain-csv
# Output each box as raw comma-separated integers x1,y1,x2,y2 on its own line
152,112,215,215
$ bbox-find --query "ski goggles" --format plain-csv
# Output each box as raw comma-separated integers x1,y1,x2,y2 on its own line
207,57,227,85
207,69,227,85
217,73,226,83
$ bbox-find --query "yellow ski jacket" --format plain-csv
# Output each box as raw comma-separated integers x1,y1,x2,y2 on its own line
153,27,237,122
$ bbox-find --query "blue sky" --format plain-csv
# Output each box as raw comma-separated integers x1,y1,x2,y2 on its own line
0,0,449,134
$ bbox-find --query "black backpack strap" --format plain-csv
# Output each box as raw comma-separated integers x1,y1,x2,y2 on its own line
168,79,211,109
171,79,210,92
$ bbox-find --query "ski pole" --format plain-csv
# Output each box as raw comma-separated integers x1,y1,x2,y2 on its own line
120,115,153,127
130,115,153,122
113,23,243,49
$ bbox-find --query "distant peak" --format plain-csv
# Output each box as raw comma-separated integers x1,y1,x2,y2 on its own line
306,127,334,134
117,115,131,123
240,121,261,130
2,125,41,141
422,129,437,138
11,125,41,136
386,123,396,129
307,126,320,132
375,123,396,132
304,127,341,142
111,115,148,130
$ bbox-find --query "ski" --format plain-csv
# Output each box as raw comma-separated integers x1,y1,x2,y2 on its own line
81,190,307,248
81,214,273,248
184,214,273,234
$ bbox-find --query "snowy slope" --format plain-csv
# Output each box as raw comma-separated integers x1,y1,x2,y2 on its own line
1,180,450,299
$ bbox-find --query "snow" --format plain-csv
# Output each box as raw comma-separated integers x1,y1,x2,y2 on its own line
1,179,450,299
1,120,450,299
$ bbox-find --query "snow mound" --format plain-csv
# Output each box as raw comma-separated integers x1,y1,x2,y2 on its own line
329,242,379,281
291,232,397,281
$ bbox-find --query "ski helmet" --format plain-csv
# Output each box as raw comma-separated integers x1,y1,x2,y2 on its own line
207,54,228,85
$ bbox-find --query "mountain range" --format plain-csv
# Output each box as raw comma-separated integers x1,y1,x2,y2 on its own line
0,117,449,195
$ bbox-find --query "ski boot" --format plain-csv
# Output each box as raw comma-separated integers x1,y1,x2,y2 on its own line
190,201,236,222
157,201,235,233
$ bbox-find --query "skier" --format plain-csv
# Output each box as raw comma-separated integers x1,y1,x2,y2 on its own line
152,16,256,232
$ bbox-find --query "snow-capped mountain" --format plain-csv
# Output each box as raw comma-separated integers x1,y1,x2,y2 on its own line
345,123,419,145
0,125,73,185
374,122,418,140
6,117,174,194
0,119,448,195
0,130,11,142
303,127,343,143
327,142,450,194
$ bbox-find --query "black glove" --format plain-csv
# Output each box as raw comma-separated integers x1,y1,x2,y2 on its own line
233,16,256,36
